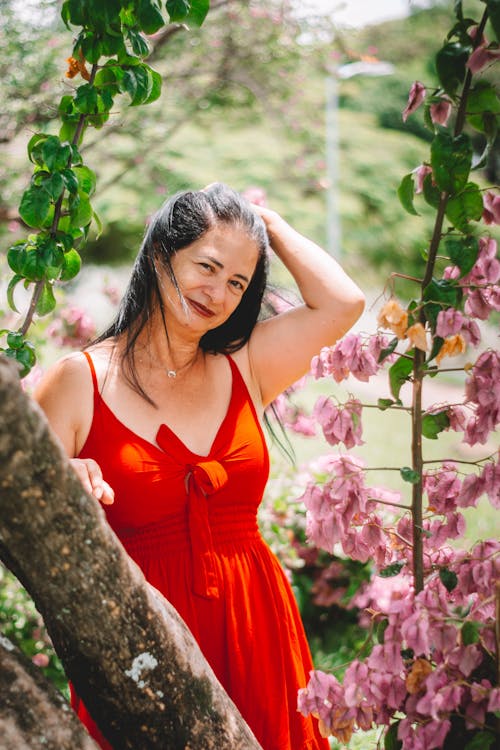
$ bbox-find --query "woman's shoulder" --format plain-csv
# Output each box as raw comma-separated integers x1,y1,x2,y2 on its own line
34,342,113,399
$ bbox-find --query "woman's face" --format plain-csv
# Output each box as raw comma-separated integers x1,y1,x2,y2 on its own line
159,223,259,335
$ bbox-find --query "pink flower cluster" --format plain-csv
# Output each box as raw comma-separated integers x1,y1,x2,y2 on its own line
444,237,500,321
47,305,96,348
299,539,500,748
300,455,398,566
312,396,363,448
311,333,393,383
435,308,481,346
424,455,499,518
464,350,500,446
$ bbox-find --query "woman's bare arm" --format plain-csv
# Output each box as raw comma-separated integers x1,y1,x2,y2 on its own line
248,206,365,406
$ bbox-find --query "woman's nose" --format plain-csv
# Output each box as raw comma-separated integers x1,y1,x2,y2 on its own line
207,281,226,305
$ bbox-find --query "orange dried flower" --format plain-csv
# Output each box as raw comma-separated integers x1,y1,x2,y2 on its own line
65,50,90,81
406,657,433,694
436,334,466,364
406,322,428,352
65,56,80,78
378,299,408,339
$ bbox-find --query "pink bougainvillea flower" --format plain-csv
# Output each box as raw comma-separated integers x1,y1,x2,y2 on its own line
314,334,380,383
413,164,433,194
241,186,267,207
435,308,465,338
430,97,452,126
467,43,500,74
32,652,50,668
482,189,500,225
313,396,363,449
402,81,426,121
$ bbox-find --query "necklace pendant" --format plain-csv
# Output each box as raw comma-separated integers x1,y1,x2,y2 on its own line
167,369,177,379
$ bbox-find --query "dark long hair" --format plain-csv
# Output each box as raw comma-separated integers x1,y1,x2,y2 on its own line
94,183,269,400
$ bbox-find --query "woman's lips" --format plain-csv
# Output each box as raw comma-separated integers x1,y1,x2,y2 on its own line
187,299,215,318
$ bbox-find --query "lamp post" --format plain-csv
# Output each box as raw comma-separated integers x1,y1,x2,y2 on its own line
326,59,395,258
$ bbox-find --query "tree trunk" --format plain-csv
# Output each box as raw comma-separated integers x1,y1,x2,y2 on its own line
0,356,262,750
0,634,100,750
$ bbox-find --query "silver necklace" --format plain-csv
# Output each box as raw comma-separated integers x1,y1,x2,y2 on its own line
167,369,177,378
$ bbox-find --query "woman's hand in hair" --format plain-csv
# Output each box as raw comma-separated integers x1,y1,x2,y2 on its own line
70,458,115,505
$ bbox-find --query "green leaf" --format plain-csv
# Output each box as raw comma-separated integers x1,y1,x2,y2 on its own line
464,730,496,750
41,136,71,171
431,130,472,194
435,42,470,95
61,168,79,194
92,209,103,239
444,236,479,277
73,166,97,196
7,332,24,350
400,467,420,484
41,172,65,202
121,64,155,105
385,721,403,750
445,182,484,231
421,411,450,439
388,356,413,400
138,0,165,33
423,278,461,325
377,398,398,410
185,0,209,27
397,173,419,216
379,562,404,578
7,275,23,312
127,29,150,57
376,618,389,644
461,620,481,645
378,336,399,364
439,567,458,592
471,114,498,169
74,84,99,114
428,335,444,363
60,249,82,281
467,81,500,116
5,342,36,378
69,192,93,229
166,0,191,22
422,172,441,209
143,68,162,105
27,134,49,166
19,186,51,228
36,283,57,316
486,0,500,42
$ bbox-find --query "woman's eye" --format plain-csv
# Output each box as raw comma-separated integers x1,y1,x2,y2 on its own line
230,279,244,292
199,262,214,272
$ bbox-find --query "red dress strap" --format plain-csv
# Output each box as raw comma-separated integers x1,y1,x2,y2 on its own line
82,351,100,409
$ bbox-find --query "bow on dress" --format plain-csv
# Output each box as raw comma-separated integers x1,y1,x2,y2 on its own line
184,460,228,599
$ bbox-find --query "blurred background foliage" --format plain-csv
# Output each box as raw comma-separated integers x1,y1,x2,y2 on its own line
1,0,499,734
2,0,498,274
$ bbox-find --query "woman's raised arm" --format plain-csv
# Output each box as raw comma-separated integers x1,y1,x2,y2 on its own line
248,206,365,406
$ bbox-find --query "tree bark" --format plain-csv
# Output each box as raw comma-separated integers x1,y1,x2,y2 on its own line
0,634,100,750
0,356,262,750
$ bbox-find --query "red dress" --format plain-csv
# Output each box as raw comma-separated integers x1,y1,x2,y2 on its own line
73,351,328,750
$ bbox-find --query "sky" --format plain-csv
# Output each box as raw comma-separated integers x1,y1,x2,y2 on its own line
295,0,434,28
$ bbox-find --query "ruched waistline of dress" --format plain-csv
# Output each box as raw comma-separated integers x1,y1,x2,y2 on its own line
120,513,261,555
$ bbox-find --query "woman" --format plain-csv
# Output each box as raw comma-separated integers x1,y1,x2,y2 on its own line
35,183,365,750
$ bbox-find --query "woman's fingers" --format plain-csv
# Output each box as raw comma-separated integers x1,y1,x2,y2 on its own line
70,458,114,504
100,480,115,505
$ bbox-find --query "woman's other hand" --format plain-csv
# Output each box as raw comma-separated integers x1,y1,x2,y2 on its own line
70,458,115,505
